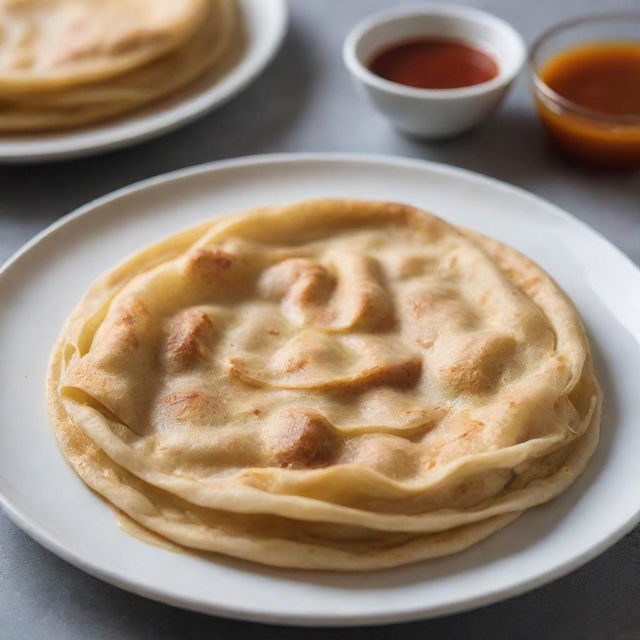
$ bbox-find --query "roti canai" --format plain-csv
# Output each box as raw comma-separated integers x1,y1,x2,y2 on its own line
47,200,601,570
0,0,237,131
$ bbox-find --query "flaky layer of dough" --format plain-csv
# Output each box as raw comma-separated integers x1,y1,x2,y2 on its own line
47,200,601,570
0,0,209,87
0,0,237,131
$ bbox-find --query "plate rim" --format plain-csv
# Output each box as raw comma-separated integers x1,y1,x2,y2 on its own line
1,152,640,627
0,0,288,163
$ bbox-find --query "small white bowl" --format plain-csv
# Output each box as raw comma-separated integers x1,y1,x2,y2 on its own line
343,4,526,139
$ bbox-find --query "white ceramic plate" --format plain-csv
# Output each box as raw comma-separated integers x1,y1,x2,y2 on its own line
0,0,287,164
1,154,639,626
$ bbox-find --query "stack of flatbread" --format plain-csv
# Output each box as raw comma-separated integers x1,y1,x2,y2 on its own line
0,0,236,131
47,200,601,570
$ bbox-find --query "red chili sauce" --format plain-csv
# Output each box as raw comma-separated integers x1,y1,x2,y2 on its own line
368,38,499,90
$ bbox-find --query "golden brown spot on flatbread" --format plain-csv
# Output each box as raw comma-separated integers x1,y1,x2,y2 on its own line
106,299,151,350
186,246,236,276
440,333,517,395
265,411,339,469
159,390,220,423
166,309,215,366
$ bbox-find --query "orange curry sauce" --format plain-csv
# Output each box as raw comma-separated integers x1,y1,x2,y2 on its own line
537,42,640,167
369,39,498,90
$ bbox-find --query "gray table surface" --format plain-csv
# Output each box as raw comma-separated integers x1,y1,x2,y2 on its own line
1,1,639,638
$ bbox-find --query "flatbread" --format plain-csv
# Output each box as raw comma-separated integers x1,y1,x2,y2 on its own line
0,0,237,131
47,200,602,569
0,0,209,89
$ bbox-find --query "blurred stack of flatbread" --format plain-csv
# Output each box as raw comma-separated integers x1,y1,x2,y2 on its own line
0,0,237,131
47,200,601,570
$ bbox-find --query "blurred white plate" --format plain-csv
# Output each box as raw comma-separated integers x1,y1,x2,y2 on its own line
0,0,287,163
1,154,639,626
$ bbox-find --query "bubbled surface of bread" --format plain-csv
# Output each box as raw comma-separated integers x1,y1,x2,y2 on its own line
47,200,601,570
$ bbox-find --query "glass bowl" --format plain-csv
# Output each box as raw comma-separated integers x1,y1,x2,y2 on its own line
530,13,640,168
